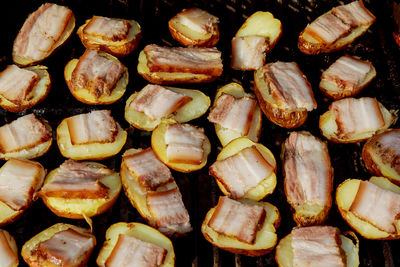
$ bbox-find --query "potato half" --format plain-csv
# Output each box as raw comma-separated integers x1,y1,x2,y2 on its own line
211,83,262,146
125,87,210,131
97,222,175,267
77,18,142,57
202,199,280,256
0,229,19,267
213,137,277,201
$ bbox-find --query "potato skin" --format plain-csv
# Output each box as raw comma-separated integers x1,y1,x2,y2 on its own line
168,21,219,47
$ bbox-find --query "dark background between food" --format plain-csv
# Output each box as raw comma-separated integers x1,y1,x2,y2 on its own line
0,0,399,266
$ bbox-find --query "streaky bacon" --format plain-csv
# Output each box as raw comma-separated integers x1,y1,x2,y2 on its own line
83,16,131,41
369,130,400,174
231,36,268,70
332,0,375,27
304,13,350,45
174,8,219,35
0,230,18,267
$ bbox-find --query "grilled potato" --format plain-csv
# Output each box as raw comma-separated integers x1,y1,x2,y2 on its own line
0,229,19,267
97,222,175,267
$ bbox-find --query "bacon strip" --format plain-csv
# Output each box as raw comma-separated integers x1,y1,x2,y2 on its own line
208,197,265,244
105,234,167,267
332,0,375,27
0,231,18,267
146,188,192,235
0,65,39,104
144,44,223,76
231,36,268,70
123,148,173,191
174,8,219,35
66,110,118,145
131,84,192,120
304,13,350,45
370,130,400,174
292,226,345,267
0,114,51,154
83,16,131,42
209,146,274,199
283,132,332,207
350,181,400,233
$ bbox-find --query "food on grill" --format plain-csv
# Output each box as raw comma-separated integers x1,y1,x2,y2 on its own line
137,44,223,84
254,61,317,129
12,3,75,66
97,222,175,267
282,132,333,226
336,176,400,239
56,110,127,160
319,97,396,143
38,160,121,219
125,84,210,131
231,11,282,70
275,226,359,267
0,159,45,226
168,8,219,47
21,223,95,267
0,114,52,160
298,0,375,55
209,137,276,201
202,197,280,256
64,49,128,105
151,123,211,173
0,65,51,112
362,129,400,183
0,229,18,267
77,15,142,57
208,83,262,146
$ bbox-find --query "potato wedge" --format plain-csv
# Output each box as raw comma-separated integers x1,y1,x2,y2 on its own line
0,229,19,267
210,83,262,146
202,199,280,256
97,222,175,267
77,17,142,57
125,86,210,131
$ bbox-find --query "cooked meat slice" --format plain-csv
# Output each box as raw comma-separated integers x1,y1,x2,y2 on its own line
292,226,345,267
131,84,192,120
105,234,167,267
0,231,18,267
83,16,131,42
209,146,274,199
369,130,400,174
144,44,223,76
304,13,350,45
283,132,332,207
146,188,192,235
321,56,373,92
263,62,316,111
350,181,400,233
13,3,73,61
0,65,39,104
330,97,384,138
71,50,126,98
40,160,111,199
332,0,375,27
0,114,51,154
208,93,257,135
231,36,268,70
32,228,95,266
165,124,206,164
173,8,219,35
123,148,173,191
208,197,266,244
66,110,118,145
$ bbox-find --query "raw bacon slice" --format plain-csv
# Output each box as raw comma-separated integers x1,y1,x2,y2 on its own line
231,36,268,70
332,0,375,27
83,16,131,42
0,231,18,267
173,8,219,35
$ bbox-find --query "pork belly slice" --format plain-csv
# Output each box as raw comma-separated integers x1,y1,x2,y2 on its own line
263,62,316,111
332,0,375,28
0,231,18,267
0,65,39,104
370,131,400,174
292,226,345,267
210,146,274,199
0,114,51,154
165,124,206,164
208,93,257,135
83,16,131,42
71,50,126,98
144,44,223,76
350,181,400,233
174,8,219,35
146,188,192,235
66,110,118,145
330,97,384,138
208,197,266,244
131,84,192,120
321,56,373,92
33,228,95,266
123,148,173,191
284,132,332,207
13,3,73,61
105,234,167,267
40,160,111,199
231,36,268,70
